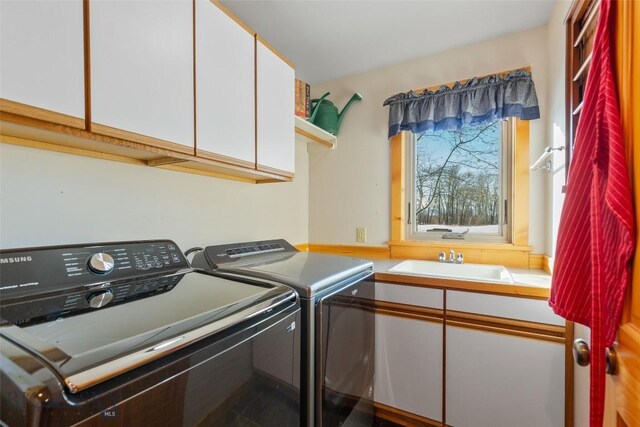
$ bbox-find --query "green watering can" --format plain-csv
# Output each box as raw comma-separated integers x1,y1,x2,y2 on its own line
308,92,363,135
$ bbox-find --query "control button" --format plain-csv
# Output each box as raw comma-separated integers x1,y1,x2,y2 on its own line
86,289,114,309
87,253,115,275
168,244,176,250
171,254,181,263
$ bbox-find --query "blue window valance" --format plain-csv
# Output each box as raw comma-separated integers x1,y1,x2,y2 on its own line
383,69,541,139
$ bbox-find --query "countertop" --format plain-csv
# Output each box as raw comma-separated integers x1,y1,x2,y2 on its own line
367,258,551,299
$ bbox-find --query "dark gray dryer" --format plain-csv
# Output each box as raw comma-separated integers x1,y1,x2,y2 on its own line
190,239,376,427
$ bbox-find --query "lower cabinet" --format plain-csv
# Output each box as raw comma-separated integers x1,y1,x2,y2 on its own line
374,282,566,426
446,326,565,427
375,314,443,423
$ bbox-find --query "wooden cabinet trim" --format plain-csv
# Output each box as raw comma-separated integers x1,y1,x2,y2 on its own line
1,117,292,183
256,34,294,69
446,320,564,343
256,163,295,178
210,0,256,36
0,99,85,129
447,309,565,342
307,244,391,259
375,274,550,299
373,298,564,343
196,149,256,169
91,122,194,155
1,113,175,155
1,134,147,166
374,300,444,324
374,401,448,427
565,321,575,427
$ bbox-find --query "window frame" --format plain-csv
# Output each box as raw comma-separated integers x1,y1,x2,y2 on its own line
405,119,513,243
388,72,533,265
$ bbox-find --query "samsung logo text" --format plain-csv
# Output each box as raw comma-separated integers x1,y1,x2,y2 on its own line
0,256,33,264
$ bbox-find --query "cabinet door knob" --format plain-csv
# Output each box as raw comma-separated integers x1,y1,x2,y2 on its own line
573,338,590,366
605,346,618,375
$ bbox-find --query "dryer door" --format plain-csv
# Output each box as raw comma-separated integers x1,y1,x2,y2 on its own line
317,277,375,427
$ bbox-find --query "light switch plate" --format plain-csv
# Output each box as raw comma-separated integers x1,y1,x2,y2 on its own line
356,227,367,243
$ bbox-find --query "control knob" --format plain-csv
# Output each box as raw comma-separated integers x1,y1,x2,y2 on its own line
86,289,113,309
88,252,115,275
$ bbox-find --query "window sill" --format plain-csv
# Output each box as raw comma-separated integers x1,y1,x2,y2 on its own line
388,240,533,267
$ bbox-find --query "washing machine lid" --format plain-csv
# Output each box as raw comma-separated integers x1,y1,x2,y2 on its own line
0,241,296,394
215,252,373,299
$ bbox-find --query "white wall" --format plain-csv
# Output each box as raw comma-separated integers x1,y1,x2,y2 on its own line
546,0,571,259
309,26,549,253
0,142,309,251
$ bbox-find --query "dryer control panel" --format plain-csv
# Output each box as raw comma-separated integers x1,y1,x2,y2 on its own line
194,239,298,269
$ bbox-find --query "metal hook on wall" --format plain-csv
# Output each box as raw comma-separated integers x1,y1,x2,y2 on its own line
530,146,565,172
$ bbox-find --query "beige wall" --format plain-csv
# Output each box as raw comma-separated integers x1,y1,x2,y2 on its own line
546,0,571,259
0,142,309,251
309,26,549,253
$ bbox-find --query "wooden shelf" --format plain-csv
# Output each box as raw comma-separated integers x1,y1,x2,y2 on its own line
294,116,336,150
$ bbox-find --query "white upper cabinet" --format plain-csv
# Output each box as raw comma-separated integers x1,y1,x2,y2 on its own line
256,39,295,175
195,0,255,167
90,0,194,152
0,0,85,126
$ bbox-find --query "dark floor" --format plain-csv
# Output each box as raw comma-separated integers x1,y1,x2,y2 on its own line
204,378,299,427
198,375,403,427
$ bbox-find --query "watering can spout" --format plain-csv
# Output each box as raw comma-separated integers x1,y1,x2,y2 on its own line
336,93,363,132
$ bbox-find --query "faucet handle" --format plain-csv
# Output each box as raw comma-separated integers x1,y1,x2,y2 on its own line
457,253,464,264
438,252,446,262
449,249,455,260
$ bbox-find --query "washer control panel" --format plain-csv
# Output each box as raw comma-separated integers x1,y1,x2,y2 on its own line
1,273,184,326
88,253,115,275
0,240,189,299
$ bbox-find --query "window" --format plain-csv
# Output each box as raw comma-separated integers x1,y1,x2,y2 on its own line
406,119,512,242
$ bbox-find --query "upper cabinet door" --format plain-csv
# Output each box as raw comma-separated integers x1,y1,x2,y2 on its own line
90,0,194,153
0,0,85,128
256,39,295,176
195,0,255,167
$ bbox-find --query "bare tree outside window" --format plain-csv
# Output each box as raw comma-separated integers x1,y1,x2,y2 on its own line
413,120,504,236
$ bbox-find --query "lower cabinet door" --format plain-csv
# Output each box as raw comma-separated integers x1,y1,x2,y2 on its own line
446,326,565,427
375,314,443,423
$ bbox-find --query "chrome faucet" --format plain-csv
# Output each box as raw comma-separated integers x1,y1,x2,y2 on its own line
439,250,464,264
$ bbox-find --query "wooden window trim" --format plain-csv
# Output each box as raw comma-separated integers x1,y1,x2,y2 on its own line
389,70,532,263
